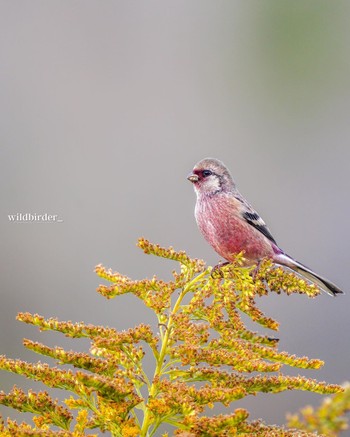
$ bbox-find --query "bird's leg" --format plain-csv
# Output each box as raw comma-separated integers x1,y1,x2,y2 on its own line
250,259,263,281
211,261,230,278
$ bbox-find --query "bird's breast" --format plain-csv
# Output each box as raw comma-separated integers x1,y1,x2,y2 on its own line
195,194,273,264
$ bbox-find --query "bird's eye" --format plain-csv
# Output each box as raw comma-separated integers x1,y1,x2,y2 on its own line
202,170,212,178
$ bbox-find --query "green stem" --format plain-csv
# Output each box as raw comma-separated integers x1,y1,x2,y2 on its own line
139,269,208,436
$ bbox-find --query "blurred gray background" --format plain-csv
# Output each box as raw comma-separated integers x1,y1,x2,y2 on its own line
1,0,349,432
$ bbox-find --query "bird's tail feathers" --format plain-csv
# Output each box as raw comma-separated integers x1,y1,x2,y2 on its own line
273,253,344,297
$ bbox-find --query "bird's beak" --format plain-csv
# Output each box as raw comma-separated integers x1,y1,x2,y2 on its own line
187,173,199,183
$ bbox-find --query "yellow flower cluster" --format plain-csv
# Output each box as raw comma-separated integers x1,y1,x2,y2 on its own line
0,240,344,436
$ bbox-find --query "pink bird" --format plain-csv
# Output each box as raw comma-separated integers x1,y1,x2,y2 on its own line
188,158,343,296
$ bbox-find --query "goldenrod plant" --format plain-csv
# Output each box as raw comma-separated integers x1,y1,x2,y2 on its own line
0,239,346,436
287,383,350,436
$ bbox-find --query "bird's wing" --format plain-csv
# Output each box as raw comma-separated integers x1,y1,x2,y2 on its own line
234,193,278,245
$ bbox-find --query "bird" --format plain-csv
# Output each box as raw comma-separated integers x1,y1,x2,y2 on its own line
187,158,343,296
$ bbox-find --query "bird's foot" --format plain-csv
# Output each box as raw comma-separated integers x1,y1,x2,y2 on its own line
250,260,263,281
211,261,230,278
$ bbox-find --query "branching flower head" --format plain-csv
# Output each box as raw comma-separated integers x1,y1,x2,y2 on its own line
0,240,345,436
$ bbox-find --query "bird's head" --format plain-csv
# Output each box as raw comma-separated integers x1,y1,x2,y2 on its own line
187,158,235,196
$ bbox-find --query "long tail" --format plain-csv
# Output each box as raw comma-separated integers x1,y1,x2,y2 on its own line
273,253,344,296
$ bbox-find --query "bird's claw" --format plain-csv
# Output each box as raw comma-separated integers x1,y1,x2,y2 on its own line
211,261,230,278
250,260,263,281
